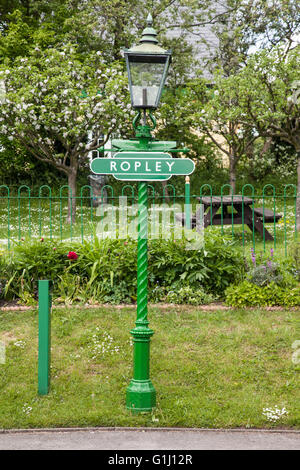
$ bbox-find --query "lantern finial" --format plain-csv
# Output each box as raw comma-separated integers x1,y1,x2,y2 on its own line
139,13,158,45
146,13,153,26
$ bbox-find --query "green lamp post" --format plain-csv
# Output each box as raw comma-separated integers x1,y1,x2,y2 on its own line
91,13,193,412
124,14,171,413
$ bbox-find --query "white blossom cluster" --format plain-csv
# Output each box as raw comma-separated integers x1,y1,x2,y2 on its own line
0,45,134,162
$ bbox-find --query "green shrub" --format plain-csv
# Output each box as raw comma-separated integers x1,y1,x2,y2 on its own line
288,241,300,281
149,230,244,296
225,281,300,307
0,232,244,304
1,239,76,302
166,286,215,305
226,247,300,307
247,261,296,288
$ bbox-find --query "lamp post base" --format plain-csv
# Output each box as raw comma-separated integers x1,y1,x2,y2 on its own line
126,379,156,412
126,325,156,413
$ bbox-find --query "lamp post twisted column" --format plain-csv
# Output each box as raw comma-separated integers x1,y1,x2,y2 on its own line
126,181,156,412
136,182,149,325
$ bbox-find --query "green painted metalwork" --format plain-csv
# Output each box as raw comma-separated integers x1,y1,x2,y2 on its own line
185,177,191,230
39,185,52,240
147,184,155,203
241,184,255,252
18,185,31,241
126,182,156,412
0,183,298,257
132,109,156,139
262,184,276,251
38,280,51,395
80,185,93,243
284,184,297,256
121,184,135,199
162,184,176,237
163,183,176,204
91,152,194,181
59,185,72,242
0,185,10,250
200,184,213,226
221,184,234,237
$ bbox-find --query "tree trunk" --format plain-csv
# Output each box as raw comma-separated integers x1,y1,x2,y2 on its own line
260,137,273,157
162,181,170,203
67,169,77,224
229,153,236,194
297,151,300,232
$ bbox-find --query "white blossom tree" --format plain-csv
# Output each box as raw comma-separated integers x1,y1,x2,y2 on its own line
188,77,258,193
224,44,300,227
0,44,132,221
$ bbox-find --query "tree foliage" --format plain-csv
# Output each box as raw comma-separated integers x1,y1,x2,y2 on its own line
0,44,132,219
223,44,300,225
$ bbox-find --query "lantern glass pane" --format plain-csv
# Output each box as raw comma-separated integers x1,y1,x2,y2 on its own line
129,59,166,107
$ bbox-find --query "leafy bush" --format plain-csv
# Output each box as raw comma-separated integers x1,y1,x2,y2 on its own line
0,279,6,299
225,281,300,307
1,239,75,302
148,284,216,305
226,247,300,307
247,261,296,288
166,286,215,305
288,241,300,281
0,232,244,304
149,230,244,296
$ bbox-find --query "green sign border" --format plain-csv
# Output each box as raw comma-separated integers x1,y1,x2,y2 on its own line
90,151,195,182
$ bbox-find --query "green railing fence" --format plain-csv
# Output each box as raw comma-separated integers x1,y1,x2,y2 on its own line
0,183,298,256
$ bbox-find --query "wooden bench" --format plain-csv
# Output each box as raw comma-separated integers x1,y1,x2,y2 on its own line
253,207,282,223
175,204,282,241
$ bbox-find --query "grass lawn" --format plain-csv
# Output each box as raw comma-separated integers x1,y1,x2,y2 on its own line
0,305,299,429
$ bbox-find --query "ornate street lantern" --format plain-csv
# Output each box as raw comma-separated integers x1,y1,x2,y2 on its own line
123,14,171,110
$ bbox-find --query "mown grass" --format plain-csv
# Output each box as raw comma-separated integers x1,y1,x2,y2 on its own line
0,305,299,429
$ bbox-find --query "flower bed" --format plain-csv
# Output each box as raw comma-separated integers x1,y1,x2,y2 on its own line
1,237,299,307
0,233,243,305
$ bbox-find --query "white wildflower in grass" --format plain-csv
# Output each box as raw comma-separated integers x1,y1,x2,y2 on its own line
14,340,26,348
88,328,120,360
22,404,33,415
262,406,288,422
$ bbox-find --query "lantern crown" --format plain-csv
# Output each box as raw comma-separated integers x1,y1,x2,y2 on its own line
123,13,172,110
126,13,170,54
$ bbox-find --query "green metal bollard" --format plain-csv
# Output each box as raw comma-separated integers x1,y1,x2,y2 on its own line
38,280,51,395
185,175,191,230
126,182,156,412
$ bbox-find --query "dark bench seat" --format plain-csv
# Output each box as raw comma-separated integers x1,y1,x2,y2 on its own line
253,207,282,222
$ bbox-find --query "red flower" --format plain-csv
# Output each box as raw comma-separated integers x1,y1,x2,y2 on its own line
67,251,78,260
